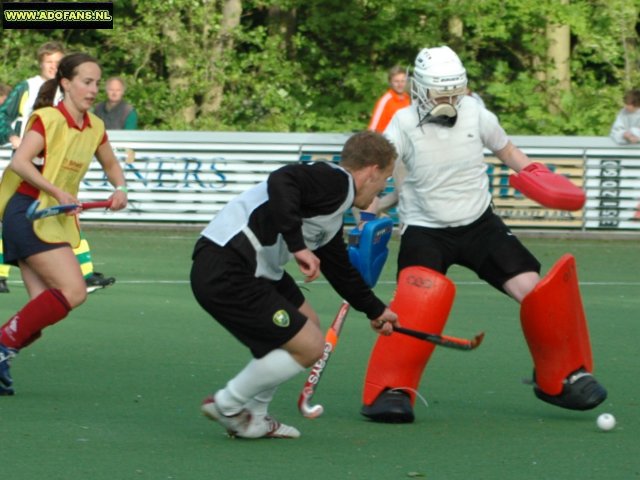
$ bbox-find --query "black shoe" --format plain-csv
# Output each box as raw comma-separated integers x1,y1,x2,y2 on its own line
85,271,116,293
361,389,414,423
0,278,9,293
534,368,607,411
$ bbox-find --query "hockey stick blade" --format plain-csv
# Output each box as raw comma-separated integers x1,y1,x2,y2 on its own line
298,301,350,418
393,326,484,351
26,200,112,221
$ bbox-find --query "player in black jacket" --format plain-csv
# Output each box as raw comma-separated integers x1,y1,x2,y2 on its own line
191,131,399,440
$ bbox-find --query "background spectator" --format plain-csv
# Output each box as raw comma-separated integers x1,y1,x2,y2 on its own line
0,41,64,149
368,65,410,133
0,84,11,108
610,89,640,145
94,77,138,130
0,84,11,291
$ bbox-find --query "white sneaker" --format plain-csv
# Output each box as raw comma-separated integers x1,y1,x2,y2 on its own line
262,416,301,439
201,395,252,437
244,414,301,439
202,395,300,439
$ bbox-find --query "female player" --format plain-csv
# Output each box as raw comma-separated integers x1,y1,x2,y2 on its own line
0,52,128,395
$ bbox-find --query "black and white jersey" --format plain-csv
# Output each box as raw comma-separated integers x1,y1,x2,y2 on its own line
201,161,386,319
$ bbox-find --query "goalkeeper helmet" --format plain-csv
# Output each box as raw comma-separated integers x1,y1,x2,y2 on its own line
411,46,467,126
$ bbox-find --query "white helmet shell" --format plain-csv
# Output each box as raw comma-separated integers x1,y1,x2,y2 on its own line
411,46,468,124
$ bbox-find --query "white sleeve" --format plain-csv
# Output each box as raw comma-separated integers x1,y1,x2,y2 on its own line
383,114,411,197
479,107,509,152
609,110,628,144
383,114,407,160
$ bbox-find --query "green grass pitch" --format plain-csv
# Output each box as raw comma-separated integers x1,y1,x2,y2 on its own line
0,227,638,479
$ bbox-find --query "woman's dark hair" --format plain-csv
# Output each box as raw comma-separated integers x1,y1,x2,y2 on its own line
33,52,99,110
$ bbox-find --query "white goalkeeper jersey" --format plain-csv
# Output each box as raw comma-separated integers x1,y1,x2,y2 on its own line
385,95,509,228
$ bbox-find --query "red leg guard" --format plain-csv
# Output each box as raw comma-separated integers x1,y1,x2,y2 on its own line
520,254,593,395
0,289,71,349
362,267,455,405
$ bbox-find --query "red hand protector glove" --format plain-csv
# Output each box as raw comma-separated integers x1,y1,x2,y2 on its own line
509,162,586,211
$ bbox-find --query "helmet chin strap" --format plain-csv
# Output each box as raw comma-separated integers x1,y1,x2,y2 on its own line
419,103,458,127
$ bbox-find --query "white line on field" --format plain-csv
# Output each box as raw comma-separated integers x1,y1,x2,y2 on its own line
9,279,636,286
4,280,639,287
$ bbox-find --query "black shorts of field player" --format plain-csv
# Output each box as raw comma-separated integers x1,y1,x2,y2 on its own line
190,236,307,358
397,206,541,294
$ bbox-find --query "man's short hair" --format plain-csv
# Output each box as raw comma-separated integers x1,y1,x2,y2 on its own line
106,76,126,90
340,131,397,171
623,89,640,107
37,41,65,63
387,65,406,83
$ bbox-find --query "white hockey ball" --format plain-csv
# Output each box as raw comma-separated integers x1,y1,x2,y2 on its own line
596,413,616,431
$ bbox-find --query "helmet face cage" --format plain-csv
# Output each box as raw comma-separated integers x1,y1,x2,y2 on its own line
411,47,468,123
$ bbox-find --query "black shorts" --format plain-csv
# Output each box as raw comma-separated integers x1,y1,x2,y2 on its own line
397,207,540,293
190,236,307,358
2,193,68,266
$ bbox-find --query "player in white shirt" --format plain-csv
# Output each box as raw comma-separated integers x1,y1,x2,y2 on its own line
609,88,640,145
361,46,607,423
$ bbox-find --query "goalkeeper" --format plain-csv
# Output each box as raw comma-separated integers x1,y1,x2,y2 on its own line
360,45,607,424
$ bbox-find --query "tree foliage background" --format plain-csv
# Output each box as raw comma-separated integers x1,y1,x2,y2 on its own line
1,0,638,135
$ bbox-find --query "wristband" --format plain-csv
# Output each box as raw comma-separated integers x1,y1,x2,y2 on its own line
360,211,376,221
116,185,128,193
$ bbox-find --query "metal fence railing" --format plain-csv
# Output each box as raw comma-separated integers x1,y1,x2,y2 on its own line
2,132,639,230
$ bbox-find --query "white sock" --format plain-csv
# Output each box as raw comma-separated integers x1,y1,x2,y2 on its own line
215,349,303,415
245,387,278,418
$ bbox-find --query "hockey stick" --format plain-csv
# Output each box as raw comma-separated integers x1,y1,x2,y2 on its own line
298,305,484,417
298,217,393,419
26,199,112,221
298,301,351,418
393,326,484,351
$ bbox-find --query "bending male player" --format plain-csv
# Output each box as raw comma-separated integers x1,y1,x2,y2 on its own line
360,45,607,423
191,131,398,439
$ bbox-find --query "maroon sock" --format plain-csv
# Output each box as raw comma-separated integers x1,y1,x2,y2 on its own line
0,289,71,349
